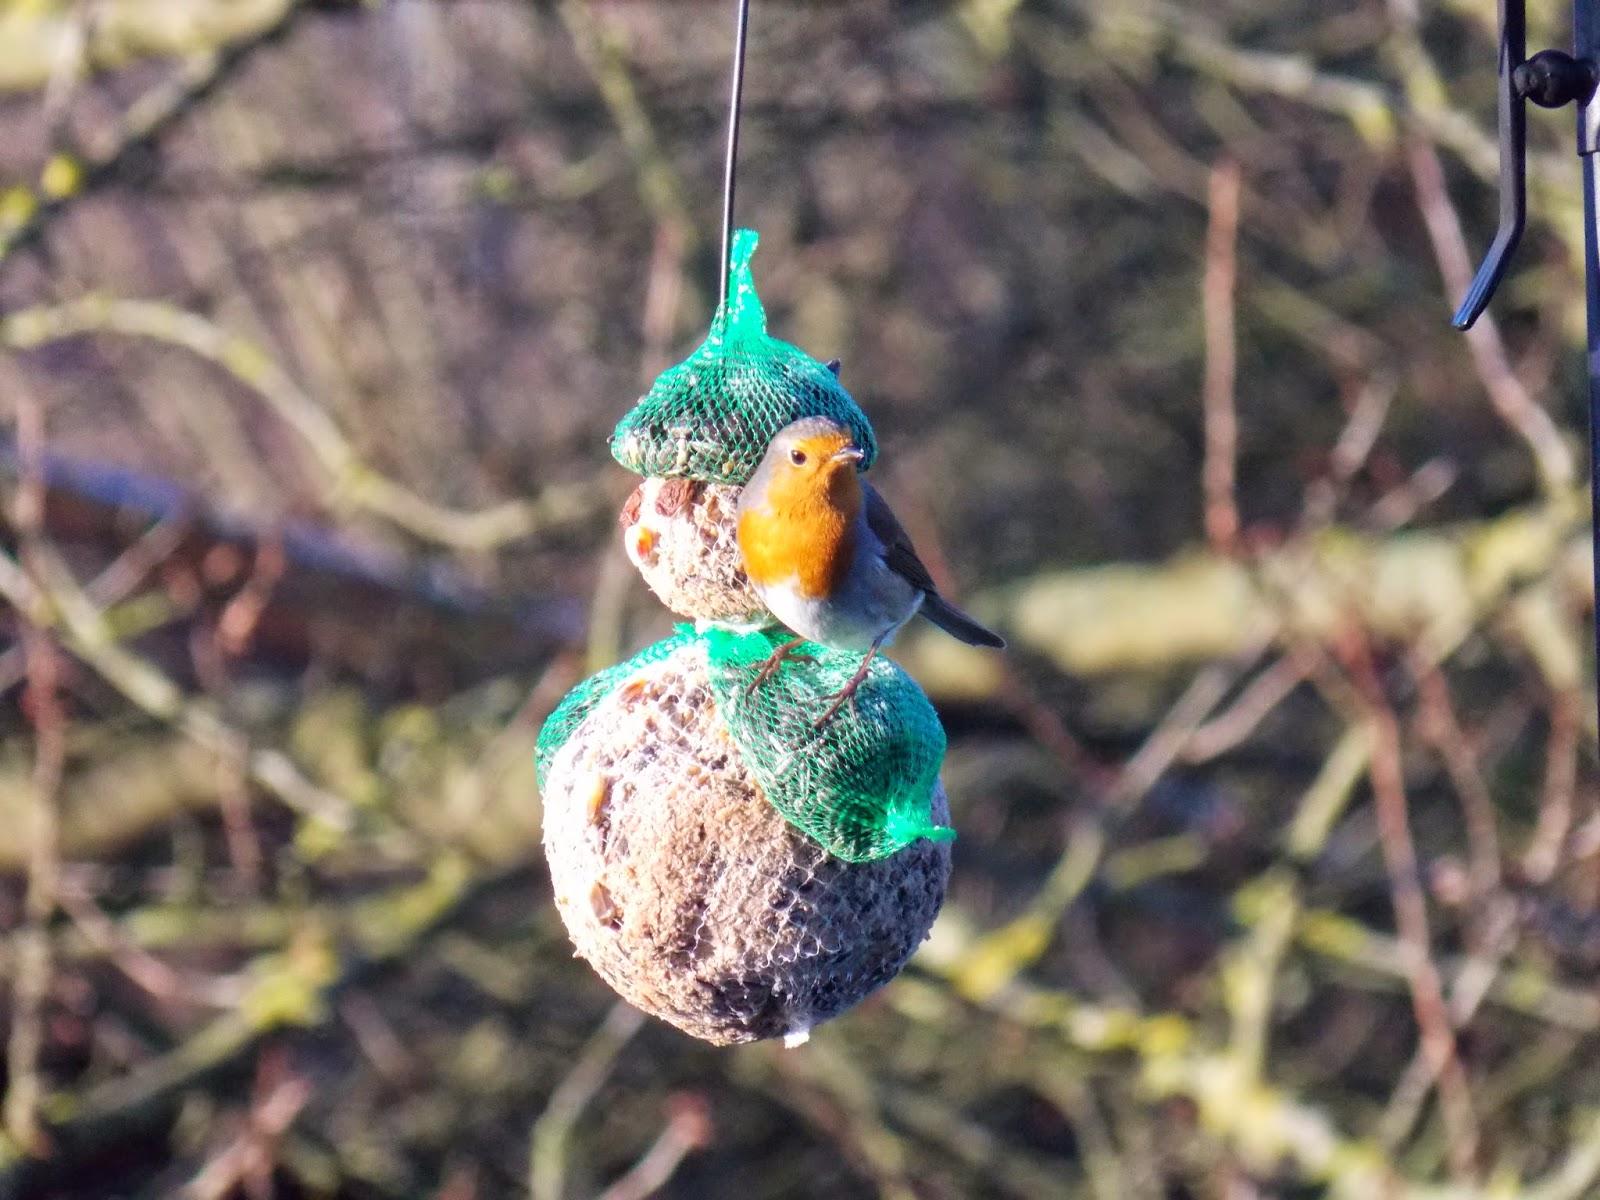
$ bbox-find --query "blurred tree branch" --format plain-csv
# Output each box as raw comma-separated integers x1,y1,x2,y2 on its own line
0,0,305,94
1,297,604,550
0,0,314,265
902,497,1587,686
0,852,505,1193
1,387,66,1157
0,539,356,833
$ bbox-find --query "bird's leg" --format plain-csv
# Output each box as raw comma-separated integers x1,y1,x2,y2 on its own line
746,636,815,694
813,641,881,728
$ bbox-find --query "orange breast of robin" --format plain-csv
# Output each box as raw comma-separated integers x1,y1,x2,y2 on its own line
739,473,859,601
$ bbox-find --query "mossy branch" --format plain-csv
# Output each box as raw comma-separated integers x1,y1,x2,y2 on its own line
901,498,1587,689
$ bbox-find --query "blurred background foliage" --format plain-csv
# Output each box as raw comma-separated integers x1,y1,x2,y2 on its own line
1,0,1599,1196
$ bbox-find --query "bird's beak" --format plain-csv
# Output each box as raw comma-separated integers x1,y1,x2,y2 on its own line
830,446,865,465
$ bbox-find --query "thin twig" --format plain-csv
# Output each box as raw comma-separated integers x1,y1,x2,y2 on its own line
1,386,66,1155
55,887,244,1010
1302,373,1397,528
1412,661,1502,902
528,1002,646,1200
1402,136,1575,493
1201,156,1243,555
1183,650,1314,762
1523,690,1581,885
1367,456,1459,531
594,1095,712,1200
180,1052,314,1200
1110,651,1264,807
216,533,285,658
1381,896,1518,1152
1344,632,1480,1179
766,1038,920,1200
1225,871,1300,1083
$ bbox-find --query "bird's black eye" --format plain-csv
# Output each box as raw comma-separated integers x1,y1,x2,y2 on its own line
789,448,808,466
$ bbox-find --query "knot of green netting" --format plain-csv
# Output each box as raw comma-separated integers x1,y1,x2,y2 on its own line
534,625,952,863
702,626,952,863
534,628,697,787
610,229,878,485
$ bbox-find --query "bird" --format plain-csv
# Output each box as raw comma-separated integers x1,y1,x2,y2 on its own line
736,416,1004,724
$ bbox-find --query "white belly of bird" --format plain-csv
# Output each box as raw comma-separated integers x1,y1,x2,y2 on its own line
757,549,923,654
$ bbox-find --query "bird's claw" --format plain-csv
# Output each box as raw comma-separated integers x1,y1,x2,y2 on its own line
811,681,863,728
745,638,814,694
809,644,880,728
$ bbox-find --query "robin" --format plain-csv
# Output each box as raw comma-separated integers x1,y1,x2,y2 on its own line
736,416,1005,724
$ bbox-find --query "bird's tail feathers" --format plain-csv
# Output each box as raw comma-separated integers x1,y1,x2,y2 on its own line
921,593,1005,649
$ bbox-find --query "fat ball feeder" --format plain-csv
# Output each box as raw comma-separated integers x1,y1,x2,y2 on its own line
538,0,969,1046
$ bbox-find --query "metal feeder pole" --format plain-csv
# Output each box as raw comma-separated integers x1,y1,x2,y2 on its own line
720,0,752,311
1455,0,1600,725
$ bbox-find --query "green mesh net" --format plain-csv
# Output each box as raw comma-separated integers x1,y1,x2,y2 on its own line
536,627,952,863
703,626,952,863
534,629,696,787
610,229,878,485
564,228,948,862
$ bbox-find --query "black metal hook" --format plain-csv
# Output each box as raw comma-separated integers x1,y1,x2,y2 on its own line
1452,0,1528,330
1454,0,1600,327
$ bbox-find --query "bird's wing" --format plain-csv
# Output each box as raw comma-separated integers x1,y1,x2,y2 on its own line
864,482,1006,648
863,482,939,595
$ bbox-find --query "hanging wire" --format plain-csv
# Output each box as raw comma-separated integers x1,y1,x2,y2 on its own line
720,0,752,309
